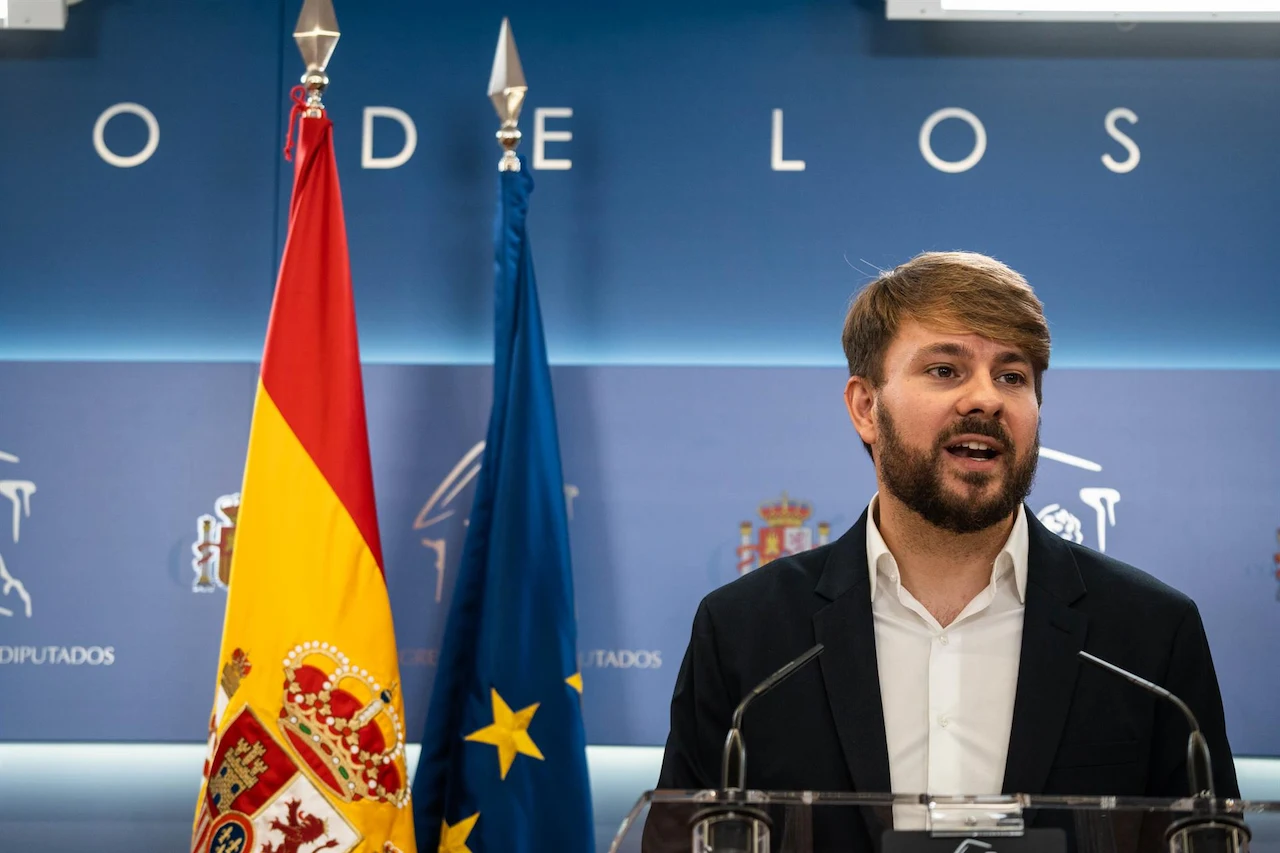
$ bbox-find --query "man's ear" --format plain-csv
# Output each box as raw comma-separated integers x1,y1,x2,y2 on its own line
844,375,877,447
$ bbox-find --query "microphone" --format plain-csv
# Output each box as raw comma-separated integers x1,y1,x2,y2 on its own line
1078,650,1214,797
721,643,825,790
1077,651,1250,853
689,644,824,853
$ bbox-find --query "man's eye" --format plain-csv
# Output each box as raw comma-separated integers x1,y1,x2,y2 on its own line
999,372,1027,385
927,366,955,378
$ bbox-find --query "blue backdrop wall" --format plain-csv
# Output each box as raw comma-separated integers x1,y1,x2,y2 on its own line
1,0,1278,755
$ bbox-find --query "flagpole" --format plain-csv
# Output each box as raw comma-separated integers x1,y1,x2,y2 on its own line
294,0,341,117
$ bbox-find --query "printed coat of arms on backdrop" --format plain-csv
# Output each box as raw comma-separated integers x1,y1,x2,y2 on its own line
737,492,830,574
192,493,240,592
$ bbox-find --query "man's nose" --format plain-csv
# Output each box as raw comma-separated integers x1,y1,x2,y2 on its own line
955,373,1004,418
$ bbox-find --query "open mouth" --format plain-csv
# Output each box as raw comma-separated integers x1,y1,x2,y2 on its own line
944,439,1002,462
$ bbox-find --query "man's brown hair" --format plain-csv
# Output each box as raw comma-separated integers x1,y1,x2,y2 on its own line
842,251,1051,404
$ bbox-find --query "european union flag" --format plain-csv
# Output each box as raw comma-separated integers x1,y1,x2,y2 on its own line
412,158,594,853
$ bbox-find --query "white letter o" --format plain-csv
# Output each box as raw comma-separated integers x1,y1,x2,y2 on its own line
93,103,160,168
919,107,986,174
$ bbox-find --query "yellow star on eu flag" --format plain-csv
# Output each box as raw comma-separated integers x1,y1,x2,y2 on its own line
465,688,545,779
439,812,480,853
566,671,584,694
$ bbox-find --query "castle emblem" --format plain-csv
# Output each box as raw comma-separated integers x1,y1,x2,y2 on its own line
277,642,410,808
193,494,240,592
737,492,830,574
210,739,270,815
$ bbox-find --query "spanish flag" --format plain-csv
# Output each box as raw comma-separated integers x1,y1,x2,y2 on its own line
190,107,416,853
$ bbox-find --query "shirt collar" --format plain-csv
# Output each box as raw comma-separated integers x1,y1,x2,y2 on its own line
865,493,1028,604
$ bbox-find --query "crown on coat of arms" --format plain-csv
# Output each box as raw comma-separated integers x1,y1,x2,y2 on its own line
757,493,813,528
277,642,409,808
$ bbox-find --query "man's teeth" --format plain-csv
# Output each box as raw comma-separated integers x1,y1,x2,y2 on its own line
954,441,994,451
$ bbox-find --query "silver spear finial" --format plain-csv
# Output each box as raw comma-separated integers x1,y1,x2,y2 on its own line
487,17,528,172
294,0,340,117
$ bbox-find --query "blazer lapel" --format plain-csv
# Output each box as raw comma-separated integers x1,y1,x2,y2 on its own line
1001,509,1090,795
812,511,893,796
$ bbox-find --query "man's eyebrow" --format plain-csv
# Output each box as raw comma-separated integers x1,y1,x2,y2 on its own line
912,343,1031,366
995,351,1032,367
914,342,974,360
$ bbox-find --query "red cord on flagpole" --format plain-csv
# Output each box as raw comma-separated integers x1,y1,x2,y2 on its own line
283,85,310,162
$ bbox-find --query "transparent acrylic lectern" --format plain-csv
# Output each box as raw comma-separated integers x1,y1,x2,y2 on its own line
609,791,1280,853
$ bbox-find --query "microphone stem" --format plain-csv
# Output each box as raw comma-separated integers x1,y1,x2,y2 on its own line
731,644,824,730
1077,651,1214,798
721,643,824,790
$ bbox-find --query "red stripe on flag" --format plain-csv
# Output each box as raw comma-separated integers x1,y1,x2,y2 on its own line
260,115,384,572
191,803,212,853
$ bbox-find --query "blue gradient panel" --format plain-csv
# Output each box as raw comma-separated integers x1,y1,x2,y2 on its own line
2,1,1279,366
0,363,1277,753
0,0,284,360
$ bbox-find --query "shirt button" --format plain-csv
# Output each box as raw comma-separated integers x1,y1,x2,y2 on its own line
939,715,951,728
938,634,949,646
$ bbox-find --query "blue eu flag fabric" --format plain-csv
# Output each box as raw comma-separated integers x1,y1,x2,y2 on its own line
412,158,594,853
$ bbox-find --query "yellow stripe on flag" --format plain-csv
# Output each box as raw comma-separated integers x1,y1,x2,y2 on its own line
220,383,399,693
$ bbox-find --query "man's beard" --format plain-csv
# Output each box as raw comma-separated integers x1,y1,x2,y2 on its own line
875,405,1039,535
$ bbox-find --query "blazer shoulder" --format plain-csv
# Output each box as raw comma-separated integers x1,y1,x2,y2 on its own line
1067,540,1195,615
700,542,833,615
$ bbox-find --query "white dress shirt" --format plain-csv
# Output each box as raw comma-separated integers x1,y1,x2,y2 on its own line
865,495,1029,828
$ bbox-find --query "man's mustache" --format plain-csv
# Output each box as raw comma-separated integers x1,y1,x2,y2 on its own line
935,417,1014,451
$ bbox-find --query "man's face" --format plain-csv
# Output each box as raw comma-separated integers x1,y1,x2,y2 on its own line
845,319,1041,534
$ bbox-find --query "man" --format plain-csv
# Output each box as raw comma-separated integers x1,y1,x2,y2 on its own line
654,252,1237,847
